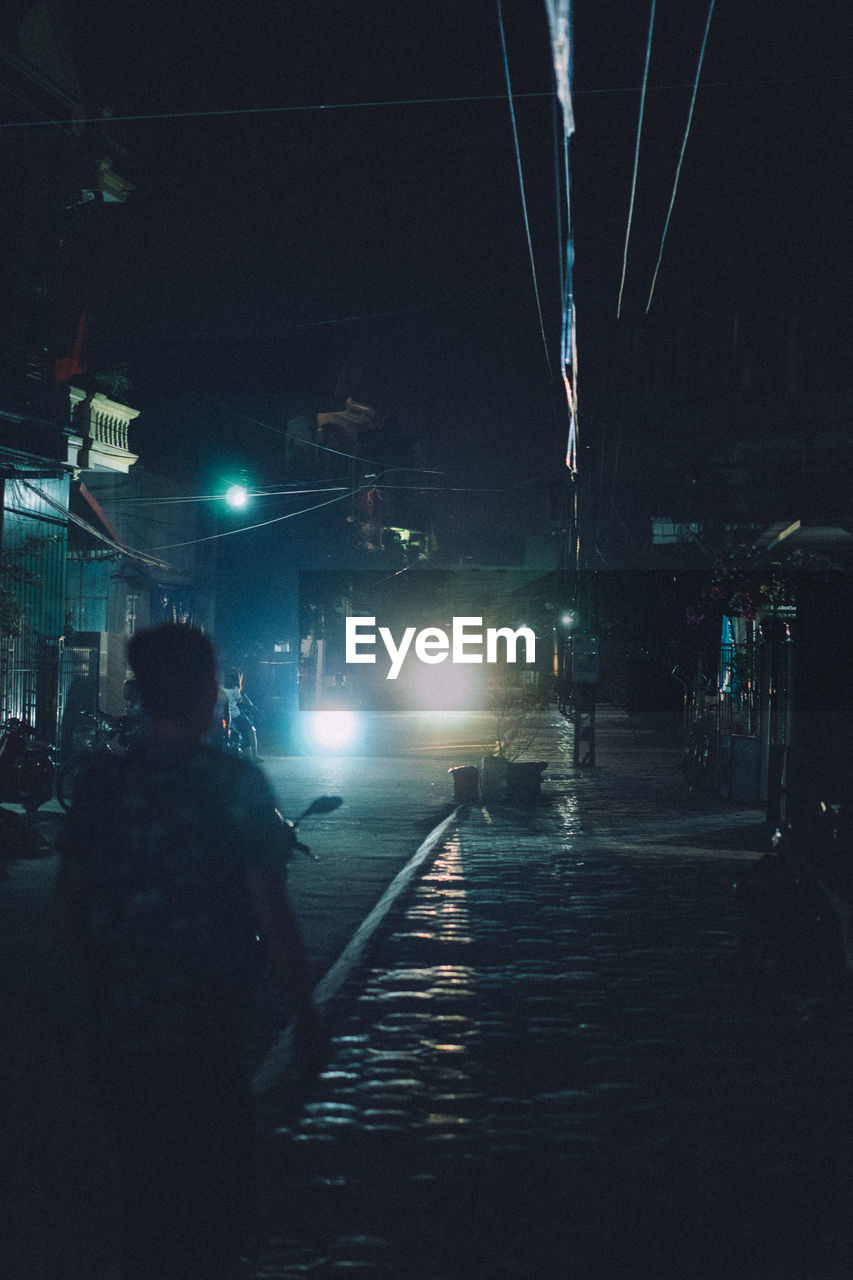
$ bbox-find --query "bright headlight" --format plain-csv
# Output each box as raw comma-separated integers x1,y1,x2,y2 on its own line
304,710,359,751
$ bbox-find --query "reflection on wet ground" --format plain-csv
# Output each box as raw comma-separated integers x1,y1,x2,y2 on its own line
262,803,853,1279
251,711,853,1278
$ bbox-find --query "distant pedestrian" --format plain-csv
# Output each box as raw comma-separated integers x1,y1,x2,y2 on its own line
57,623,326,1280
224,667,261,760
328,671,352,708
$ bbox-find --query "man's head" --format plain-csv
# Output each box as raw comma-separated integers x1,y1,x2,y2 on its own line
127,624,218,735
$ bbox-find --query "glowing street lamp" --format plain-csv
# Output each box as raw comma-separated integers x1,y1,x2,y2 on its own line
225,484,248,509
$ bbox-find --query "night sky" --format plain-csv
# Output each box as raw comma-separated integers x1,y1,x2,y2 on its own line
8,1,850,645
61,1,848,453
64,1,560,477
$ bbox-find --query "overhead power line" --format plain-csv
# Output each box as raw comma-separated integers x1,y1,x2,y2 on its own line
17,480,173,569
2,70,848,134
0,88,554,131
617,0,656,319
104,486,351,505
149,487,361,551
143,470,552,549
496,0,553,381
172,389,386,468
645,0,717,313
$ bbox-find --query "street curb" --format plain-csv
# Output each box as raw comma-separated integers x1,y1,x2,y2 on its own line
251,804,463,1095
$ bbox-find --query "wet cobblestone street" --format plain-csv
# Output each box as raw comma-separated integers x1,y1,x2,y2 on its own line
257,714,853,1280
5,708,853,1278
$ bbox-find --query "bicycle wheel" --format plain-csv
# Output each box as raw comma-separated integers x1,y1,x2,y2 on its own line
56,752,89,812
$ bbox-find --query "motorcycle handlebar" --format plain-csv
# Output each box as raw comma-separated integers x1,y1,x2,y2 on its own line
274,794,341,863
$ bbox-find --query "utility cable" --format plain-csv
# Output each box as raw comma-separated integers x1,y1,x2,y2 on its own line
148,487,362,551
0,89,554,131
0,76,75,137
114,286,533,347
167,388,514,478
2,71,849,134
17,480,173,569
132,473,549,525
105,486,351,505
171,390,385,467
496,0,553,382
167,389,392,468
0,45,80,111
617,0,656,319
142,469,553,548
350,476,550,493
646,0,717,313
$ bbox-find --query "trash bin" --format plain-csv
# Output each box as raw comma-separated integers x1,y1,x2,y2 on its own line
449,765,480,803
505,761,548,802
481,755,508,802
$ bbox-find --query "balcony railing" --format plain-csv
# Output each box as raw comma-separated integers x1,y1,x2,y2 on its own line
68,389,139,473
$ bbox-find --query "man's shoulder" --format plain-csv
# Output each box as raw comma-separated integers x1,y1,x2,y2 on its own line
188,746,276,808
189,750,284,848
191,744,265,781
80,741,265,797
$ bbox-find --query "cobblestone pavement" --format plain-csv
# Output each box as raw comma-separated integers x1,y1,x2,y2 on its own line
253,712,853,1280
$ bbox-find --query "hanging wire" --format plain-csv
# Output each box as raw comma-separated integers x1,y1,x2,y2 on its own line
104,486,351,504
617,0,657,319
17,480,173,569
148,487,362,551
496,0,553,381
145,466,545,554
3,70,848,134
104,475,547,510
646,0,717,313
0,89,553,132
169,388,442,472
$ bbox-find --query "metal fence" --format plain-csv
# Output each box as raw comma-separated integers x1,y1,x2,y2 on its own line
56,637,100,757
0,624,59,740
718,632,759,737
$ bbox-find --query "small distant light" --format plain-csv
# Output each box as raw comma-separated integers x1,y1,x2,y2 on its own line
561,611,575,627
225,484,248,509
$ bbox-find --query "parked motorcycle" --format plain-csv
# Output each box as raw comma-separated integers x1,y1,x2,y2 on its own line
737,804,853,983
56,711,142,812
0,717,56,814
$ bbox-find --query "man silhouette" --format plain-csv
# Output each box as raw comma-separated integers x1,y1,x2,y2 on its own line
57,623,325,1279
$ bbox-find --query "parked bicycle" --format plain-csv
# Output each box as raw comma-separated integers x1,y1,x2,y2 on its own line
56,711,139,811
681,707,720,793
672,666,720,794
